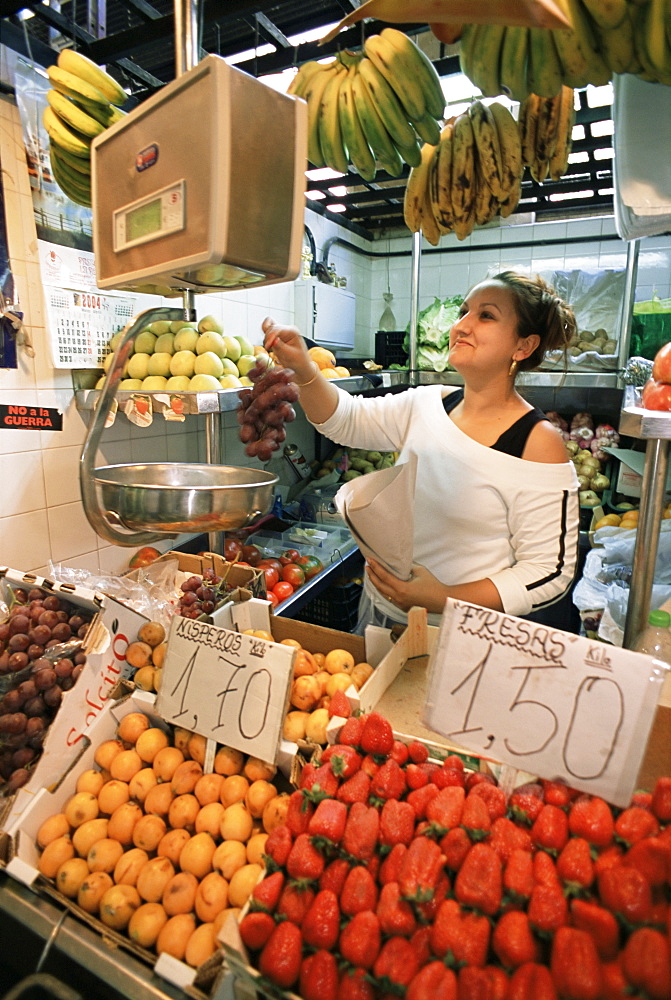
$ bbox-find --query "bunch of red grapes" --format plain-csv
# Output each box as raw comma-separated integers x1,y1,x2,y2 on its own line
0,586,94,793
176,569,233,620
237,362,299,463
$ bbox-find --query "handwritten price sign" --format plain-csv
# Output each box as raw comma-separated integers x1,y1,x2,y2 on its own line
156,617,294,764
423,600,668,807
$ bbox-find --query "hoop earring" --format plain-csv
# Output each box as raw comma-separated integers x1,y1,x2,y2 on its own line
508,358,519,377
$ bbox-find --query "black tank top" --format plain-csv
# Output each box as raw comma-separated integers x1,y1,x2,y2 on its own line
442,388,549,458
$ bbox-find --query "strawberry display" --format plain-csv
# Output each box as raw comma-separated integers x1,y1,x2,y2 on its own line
229,707,671,1000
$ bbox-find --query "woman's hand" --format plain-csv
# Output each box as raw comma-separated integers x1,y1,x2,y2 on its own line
262,317,313,381
366,559,449,615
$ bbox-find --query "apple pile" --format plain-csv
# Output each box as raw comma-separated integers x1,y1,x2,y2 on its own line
96,315,273,394
642,342,671,411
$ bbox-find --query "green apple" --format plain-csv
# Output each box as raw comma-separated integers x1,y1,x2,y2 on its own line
236,355,257,377
189,374,222,391
170,319,196,334
141,376,169,391
221,358,240,378
222,336,242,362
219,374,243,389
149,320,172,336
154,333,176,355
198,314,223,335
194,351,224,378
119,378,144,390
174,327,200,352
239,376,253,387
196,331,226,358
170,350,197,378
109,331,131,353
234,335,254,358
165,375,192,391
134,330,157,354
253,350,272,368
127,353,152,380
148,352,173,377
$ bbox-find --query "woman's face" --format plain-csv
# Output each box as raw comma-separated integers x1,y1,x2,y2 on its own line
448,281,536,375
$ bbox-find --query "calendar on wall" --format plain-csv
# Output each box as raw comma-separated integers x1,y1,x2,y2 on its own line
44,286,137,369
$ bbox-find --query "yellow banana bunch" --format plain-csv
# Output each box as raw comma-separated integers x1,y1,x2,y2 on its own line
404,101,525,243
519,87,576,184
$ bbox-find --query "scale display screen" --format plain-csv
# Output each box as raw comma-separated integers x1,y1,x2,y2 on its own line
113,180,186,252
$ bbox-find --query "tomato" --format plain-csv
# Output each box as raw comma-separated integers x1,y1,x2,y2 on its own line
241,544,262,567
281,564,305,588
652,341,671,383
642,378,671,412
128,546,161,569
258,558,283,574
261,565,280,590
272,581,295,603
265,591,279,609
279,548,301,566
296,555,324,580
223,537,243,562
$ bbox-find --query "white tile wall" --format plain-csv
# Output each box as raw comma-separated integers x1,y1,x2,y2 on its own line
2,82,671,576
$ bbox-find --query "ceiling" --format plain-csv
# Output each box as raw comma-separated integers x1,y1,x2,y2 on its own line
2,0,616,239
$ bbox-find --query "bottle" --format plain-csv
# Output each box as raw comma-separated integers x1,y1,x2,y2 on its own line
633,609,671,664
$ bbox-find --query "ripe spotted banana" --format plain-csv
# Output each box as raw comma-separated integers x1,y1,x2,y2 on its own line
404,140,435,233
641,0,671,77
364,32,426,122
499,27,531,103
43,105,91,159
318,67,349,175
357,57,417,150
380,28,445,120
553,0,611,88
527,28,564,98
428,124,454,235
450,112,477,237
535,90,565,163
419,146,442,246
351,71,403,177
474,162,500,227
468,100,505,201
593,10,638,74
58,49,127,107
338,68,376,181
549,87,576,180
519,93,541,168
47,88,106,138
499,176,522,218
489,102,523,202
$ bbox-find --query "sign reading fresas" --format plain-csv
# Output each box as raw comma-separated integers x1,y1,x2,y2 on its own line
156,616,295,764
423,599,669,807
0,404,63,430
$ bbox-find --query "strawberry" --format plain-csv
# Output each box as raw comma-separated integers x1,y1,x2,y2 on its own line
338,715,364,747
430,898,491,967
406,961,458,1000
468,781,508,822
337,968,376,1000
597,866,653,926
432,765,467,789
407,782,441,819
360,711,394,756
341,801,380,861
528,882,568,937
373,935,421,990
258,919,303,988
319,856,351,896
301,888,341,950
556,836,594,892
540,778,575,808
425,785,465,832
630,790,653,810
299,949,339,1000
508,782,545,825
371,757,407,801
239,910,275,951
568,794,614,849
593,843,624,878
286,831,326,882
461,790,492,841
263,823,293,868
454,841,502,916
570,898,620,961
507,962,558,1000
308,797,348,845
601,959,632,1000
614,804,660,846
651,775,671,822
361,753,381,778
336,769,371,805
503,847,535,905
328,688,352,718
550,926,603,1000
491,909,540,969
376,880,418,937
379,842,408,884
405,763,430,789
338,909,381,969
379,798,416,847
391,739,410,766
286,789,314,835
250,870,285,912
457,965,510,1000
304,761,340,799
530,803,569,855
398,835,445,902
407,740,429,764
414,869,450,924
621,926,671,1000
624,835,671,887
340,863,379,915
277,882,315,925
409,925,432,967
322,744,362,779
532,848,561,888
489,816,533,862
465,771,496,792
440,826,473,872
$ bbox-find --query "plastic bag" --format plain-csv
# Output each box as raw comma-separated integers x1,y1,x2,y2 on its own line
538,268,626,372
49,560,178,630
596,521,671,583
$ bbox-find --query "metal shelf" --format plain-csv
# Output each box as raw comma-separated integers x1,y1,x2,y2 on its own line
619,384,671,440
376,370,624,390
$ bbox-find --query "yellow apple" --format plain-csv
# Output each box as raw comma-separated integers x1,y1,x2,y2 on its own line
189,374,222,391
222,336,241,362
239,376,253,387
165,376,192,391
220,358,240,378
127,353,151,380
236,355,257,376
196,331,226,358
194,352,224,378
154,333,176,355
198,314,223,335
170,319,197,334
119,378,144,391
173,327,199,352
141,376,168,391
170,351,197,378
147,353,173,377
134,330,157,354
149,321,172,336
234,336,254,357
219,374,243,389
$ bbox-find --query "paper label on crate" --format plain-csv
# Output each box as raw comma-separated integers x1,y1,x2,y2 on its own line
156,617,294,764
423,599,669,807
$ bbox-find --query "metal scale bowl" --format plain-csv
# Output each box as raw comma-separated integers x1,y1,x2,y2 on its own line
80,306,278,546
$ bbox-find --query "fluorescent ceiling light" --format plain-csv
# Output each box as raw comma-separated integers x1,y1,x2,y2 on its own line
326,204,347,213
306,166,345,181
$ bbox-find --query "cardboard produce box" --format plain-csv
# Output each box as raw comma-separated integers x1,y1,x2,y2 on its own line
131,550,267,605
0,567,149,830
